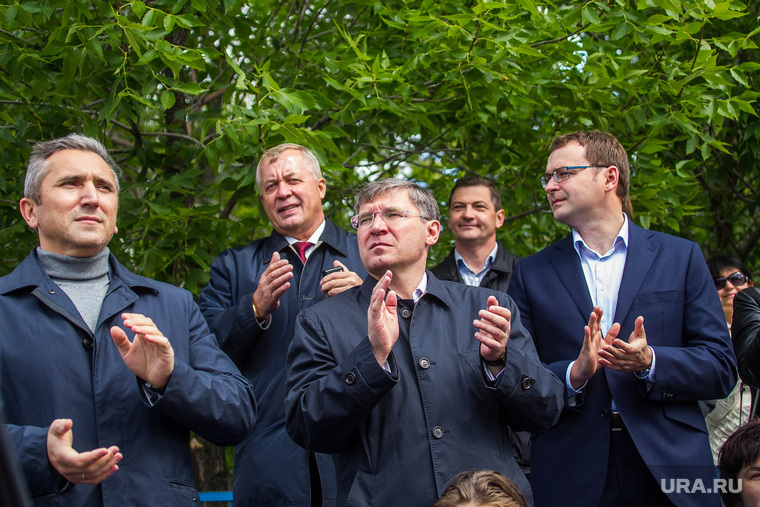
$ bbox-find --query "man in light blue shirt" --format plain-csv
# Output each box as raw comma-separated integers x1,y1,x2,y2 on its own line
432,176,520,294
508,130,735,507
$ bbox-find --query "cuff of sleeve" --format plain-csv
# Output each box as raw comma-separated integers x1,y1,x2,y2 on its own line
634,346,656,381
566,361,587,407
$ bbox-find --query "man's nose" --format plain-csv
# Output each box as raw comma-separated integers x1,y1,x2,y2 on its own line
369,212,388,233
276,181,292,198
544,176,560,193
80,182,100,205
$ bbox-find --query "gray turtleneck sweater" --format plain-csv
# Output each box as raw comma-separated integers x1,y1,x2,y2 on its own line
36,247,110,333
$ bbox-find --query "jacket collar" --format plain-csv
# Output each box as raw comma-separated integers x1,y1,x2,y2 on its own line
0,248,159,296
439,241,514,277
264,218,353,261
359,270,451,309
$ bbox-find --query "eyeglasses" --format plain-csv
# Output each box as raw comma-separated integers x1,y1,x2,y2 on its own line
713,271,749,290
540,165,607,189
350,208,430,229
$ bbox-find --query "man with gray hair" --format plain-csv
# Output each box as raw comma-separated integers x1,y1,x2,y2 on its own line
199,143,367,506
0,133,256,506
285,178,563,506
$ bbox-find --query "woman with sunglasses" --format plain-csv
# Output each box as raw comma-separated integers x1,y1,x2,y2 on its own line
709,255,754,328
704,255,756,464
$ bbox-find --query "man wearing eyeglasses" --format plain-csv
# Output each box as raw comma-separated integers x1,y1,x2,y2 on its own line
198,144,367,506
507,131,736,507
285,178,563,506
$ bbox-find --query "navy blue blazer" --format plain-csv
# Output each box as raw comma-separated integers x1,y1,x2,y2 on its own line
198,219,366,507
508,223,736,507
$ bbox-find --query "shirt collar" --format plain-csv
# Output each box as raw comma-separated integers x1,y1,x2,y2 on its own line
572,213,629,258
283,219,326,246
454,242,498,273
412,272,428,303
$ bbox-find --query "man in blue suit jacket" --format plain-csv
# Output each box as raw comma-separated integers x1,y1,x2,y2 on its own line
508,131,736,507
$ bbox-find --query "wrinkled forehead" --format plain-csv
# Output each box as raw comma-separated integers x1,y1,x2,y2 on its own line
44,149,116,183
359,188,414,212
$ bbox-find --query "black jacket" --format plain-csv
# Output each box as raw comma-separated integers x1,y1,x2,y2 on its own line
430,241,520,292
732,287,760,390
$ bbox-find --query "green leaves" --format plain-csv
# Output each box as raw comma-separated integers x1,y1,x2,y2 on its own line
0,0,759,285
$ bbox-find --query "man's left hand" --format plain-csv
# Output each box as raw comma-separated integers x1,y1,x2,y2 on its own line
474,295,511,367
320,260,363,296
110,313,175,389
598,316,652,373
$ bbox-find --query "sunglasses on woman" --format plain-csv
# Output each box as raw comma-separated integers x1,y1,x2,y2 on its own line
713,271,748,290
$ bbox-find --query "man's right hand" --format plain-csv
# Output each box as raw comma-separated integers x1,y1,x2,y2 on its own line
367,271,399,366
252,251,294,319
569,307,607,389
47,419,121,485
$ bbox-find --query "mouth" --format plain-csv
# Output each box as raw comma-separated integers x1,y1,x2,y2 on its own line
368,241,392,250
278,203,300,215
550,198,565,209
75,216,102,224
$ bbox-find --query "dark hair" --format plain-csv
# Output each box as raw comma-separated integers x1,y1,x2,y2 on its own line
718,420,760,507
448,176,502,210
707,255,753,283
434,470,529,507
550,130,630,205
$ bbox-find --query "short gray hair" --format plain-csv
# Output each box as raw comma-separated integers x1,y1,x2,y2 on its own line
255,143,322,190
354,178,439,222
25,134,120,204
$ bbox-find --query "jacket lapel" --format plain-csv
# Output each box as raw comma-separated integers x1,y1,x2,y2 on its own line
550,237,593,320
613,223,657,325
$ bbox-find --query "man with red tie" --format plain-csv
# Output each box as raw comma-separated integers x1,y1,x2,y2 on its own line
199,144,366,506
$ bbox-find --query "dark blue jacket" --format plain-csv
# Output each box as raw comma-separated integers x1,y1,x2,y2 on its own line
285,273,563,506
0,250,256,507
198,220,366,506
508,224,736,507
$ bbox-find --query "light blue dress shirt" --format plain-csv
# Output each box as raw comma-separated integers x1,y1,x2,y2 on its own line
565,214,656,400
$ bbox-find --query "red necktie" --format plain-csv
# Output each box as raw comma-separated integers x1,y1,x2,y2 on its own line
293,241,312,264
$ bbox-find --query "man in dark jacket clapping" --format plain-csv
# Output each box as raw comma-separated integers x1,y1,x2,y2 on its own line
0,134,256,506
199,144,366,507
285,179,562,506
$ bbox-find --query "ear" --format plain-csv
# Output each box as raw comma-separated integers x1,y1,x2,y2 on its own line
19,198,39,230
317,178,326,200
495,208,505,228
603,166,620,193
425,220,441,248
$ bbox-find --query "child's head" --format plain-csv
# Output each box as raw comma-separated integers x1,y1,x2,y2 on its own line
434,470,528,507
718,419,760,507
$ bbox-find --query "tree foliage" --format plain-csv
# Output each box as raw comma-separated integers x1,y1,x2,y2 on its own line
1,0,759,288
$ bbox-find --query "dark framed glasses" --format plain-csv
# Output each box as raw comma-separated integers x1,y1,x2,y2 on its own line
713,271,748,290
539,165,607,189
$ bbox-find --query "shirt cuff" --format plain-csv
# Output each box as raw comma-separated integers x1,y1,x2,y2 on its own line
566,361,587,406
634,346,656,382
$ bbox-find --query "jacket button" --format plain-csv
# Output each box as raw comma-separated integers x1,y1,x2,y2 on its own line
521,377,533,390
345,372,356,385
48,289,55,294
82,337,93,350
419,358,430,369
400,307,412,319
432,426,444,439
